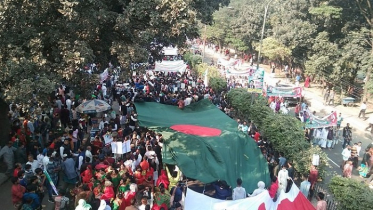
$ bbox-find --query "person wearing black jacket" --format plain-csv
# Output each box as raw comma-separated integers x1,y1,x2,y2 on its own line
342,123,352,149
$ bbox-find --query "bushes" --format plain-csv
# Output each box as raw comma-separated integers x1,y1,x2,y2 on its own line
329,176,373,210
183,52,202,69
227,88,329,178
209,77,227,93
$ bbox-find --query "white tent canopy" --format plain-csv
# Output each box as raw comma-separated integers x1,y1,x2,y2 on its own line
154,60,187,73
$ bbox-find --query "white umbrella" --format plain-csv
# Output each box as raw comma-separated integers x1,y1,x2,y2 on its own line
76,99,111,113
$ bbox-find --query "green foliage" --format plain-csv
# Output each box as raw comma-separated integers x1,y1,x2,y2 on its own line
209,77,227,93
305,32,339,80
309,5,343,19
329,176,373,210
183,52,202,69
0,0,226,105
227,88,328,178
292,145,330,179
255,37,292,63
261,113,309,162
195,63,221,79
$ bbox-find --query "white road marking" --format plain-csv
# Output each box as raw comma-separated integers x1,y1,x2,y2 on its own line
327,157,340,168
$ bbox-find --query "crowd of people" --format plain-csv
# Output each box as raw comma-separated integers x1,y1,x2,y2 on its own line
6,67,210,210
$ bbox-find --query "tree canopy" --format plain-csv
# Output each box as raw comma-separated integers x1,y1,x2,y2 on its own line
204,0,373,100
0,0,228,105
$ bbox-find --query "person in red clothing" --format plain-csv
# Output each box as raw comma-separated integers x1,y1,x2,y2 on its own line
92,137,103,155
177,98,185,110
308,165,319,200
100,180,115,201
268,176,279,200
140,157,149,171
156,169,170,190
81,165,93,183
134,167,145,185
253,130,260,142
119,183,137,210
13,163,22,178
11,177,26,209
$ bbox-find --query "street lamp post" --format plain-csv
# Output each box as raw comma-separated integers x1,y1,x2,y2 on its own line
257,0,273,70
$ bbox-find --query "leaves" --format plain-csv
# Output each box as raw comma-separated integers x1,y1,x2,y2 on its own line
0,0,226,105
227,88,329,177
329,176,373,210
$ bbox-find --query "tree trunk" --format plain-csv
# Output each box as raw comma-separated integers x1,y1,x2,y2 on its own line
363,43,373,102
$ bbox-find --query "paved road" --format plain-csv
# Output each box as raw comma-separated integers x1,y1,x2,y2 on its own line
202,47,373,186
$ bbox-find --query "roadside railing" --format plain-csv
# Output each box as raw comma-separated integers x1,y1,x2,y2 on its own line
314,184,338,210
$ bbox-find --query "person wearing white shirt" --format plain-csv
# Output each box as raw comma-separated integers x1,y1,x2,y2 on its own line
26,154,39,173
85,146,93,163
36,152,44,169
99,117,108,131
278,165,290,194
133,150,142,168
145,147,156,160
138,198,148,210
102,84,107,97
42,152,51,170
184,96,192,106
249,181,265,197
359,102,367,118
65,98,72,111
341,146,351,169
232,178,246,200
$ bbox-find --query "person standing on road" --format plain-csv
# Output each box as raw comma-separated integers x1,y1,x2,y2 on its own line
316,192,327,210
323,89,330,105
358,101,367,118
365,114,373,133
342,123,352,149
337,113,343,129
0,141,16,176
328,89,334,106
341,145,351,169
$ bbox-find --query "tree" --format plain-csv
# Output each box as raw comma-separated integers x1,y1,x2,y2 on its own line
255,37,292,65
226,88,329,178
305,32,339,81
0,0,228,105
329,176,373,210
209,77,227,93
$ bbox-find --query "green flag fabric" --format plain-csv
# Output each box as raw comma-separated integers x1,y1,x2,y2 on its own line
135,99,270,192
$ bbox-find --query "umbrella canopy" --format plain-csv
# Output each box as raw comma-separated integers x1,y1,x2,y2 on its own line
76,99,111,113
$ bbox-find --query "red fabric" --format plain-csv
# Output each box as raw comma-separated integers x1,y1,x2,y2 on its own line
95,163,108,170
276,192,316,210
11,184,26,204
134,171,145,185
268,179,279,198
13,168,20,178
156,170,170,190
254,132,260,142
308,169,318,186
100,186,115,200
258,203,267,210
170,124,222,137
152,203,168,210
119,191,136,210
81,169,93,183
140,160,149,171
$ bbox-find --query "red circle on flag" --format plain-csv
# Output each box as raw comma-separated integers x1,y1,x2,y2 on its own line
170,124,221,137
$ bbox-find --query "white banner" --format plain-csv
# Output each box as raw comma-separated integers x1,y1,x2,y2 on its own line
185,182,315,210
122,140,131,154
154,60,187,73
100,69,109,82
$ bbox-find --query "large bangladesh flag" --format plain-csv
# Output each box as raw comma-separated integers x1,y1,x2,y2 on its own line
135,99,270,192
